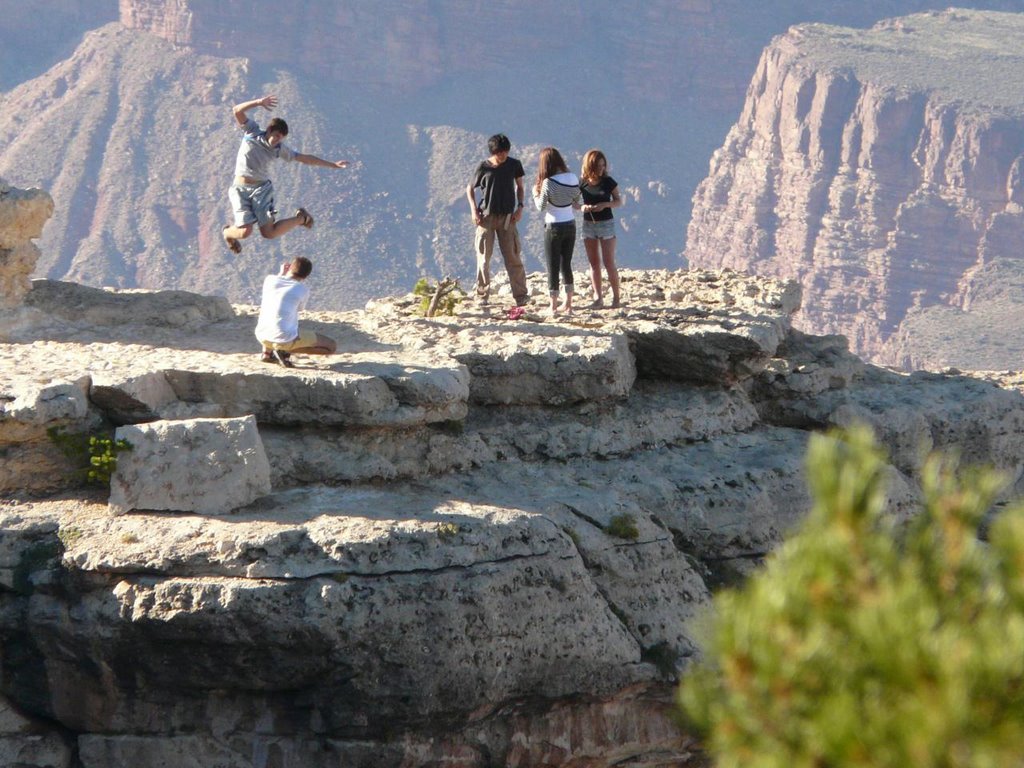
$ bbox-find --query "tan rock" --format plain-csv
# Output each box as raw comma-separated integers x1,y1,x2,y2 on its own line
108,416,272,515
0,183,53,310
687,10,1024,370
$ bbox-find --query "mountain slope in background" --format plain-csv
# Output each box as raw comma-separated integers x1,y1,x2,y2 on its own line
4,1,1024,310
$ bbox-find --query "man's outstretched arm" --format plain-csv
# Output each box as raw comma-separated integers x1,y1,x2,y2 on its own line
295,153,350,170
233,95,277,126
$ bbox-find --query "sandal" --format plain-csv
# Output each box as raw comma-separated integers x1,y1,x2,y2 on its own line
222,226,242,254
273,349,296,368
296,208,314,229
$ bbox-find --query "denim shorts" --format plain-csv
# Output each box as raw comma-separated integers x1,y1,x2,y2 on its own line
229,180,278,228
582,218,616,240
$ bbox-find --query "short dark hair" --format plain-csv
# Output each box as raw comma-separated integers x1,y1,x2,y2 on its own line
290,257,312,279
267,117,289,137
487,133,511,155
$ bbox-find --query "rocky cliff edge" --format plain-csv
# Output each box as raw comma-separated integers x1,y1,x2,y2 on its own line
4,183,1024,767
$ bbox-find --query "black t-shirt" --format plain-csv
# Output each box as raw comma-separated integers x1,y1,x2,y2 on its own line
472,157,525,216
580,175,618,222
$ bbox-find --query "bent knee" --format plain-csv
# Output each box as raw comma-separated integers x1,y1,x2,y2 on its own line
319,334,338,354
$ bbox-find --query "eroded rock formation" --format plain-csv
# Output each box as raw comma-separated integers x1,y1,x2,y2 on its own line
4,252,1024,765
687,9,1024,370
0,179,53,311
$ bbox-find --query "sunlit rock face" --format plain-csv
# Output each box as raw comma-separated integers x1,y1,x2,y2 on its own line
687,9,1024,371
6,257,1024,766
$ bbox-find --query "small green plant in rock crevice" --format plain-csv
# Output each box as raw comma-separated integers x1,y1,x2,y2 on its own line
47,427,133,486
606,513,640,541
435,521,461,541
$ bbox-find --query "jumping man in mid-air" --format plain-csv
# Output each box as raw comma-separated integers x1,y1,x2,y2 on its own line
222,94,351,254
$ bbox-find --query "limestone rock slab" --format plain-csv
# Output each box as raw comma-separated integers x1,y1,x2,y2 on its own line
25,280,234,329
108,416,271,515
450,326,636,405
162,361,470,427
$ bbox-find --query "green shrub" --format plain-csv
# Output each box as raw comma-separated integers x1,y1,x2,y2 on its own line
606,513,640,541
413,277,464,317
47,427,132,486
679,424,1024,768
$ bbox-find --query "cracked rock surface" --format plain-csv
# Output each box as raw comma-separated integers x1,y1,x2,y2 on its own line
4,262,1024,767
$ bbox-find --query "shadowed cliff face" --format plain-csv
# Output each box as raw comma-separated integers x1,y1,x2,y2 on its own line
687,9,1024,370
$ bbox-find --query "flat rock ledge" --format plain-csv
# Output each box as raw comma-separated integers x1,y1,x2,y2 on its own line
4,268,1024,767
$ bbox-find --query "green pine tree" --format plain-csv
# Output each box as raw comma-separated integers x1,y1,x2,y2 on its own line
679,424,1024,768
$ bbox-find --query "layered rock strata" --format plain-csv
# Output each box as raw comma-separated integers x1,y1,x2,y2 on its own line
687,9,1024,370
4,260,1024,766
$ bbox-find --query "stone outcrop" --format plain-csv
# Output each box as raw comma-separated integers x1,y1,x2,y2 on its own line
4,258,1024,766
109,415,272,515
687,9,1024,371
0,179,53,312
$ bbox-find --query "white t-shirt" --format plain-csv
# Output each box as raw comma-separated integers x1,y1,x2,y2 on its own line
254,274,310,343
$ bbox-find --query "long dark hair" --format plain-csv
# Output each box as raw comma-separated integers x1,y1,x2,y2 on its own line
534,147,569,193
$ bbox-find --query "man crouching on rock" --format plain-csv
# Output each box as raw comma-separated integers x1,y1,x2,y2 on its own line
222,94,350,254
255,257,336,367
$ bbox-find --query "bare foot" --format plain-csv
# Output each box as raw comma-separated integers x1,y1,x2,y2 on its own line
222,226,242,254
296,208,315,229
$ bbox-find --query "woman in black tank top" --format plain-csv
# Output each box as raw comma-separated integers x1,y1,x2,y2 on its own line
580,149,624,308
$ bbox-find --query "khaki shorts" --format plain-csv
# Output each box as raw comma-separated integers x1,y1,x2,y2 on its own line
259,328,319,351
230,180,278,228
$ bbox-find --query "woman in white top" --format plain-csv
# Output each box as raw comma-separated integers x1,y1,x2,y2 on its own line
532,147,582,315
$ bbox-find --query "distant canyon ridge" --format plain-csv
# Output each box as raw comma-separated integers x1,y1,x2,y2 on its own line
687,9,1024,371
4,1,1024,373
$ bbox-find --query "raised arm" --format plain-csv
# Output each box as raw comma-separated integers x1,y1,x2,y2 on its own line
295,153,350,170
233,95,277,126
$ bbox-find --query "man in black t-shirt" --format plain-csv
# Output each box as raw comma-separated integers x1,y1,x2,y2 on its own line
465,134,529,305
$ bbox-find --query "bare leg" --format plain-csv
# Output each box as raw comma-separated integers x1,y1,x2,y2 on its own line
223,223,254,253
291,334,337,355
223,223,254,240
584,238,602,304
259,212,310,240
601,237,621,307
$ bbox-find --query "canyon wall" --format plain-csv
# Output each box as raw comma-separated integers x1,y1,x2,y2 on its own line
687,9,1024,370
4,2,1024,311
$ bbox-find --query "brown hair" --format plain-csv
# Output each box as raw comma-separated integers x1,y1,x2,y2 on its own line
534,147,569,194
581,149,607,186
267,117,289,137
290,257,313,279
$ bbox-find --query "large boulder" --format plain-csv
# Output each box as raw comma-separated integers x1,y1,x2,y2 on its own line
108,416,272,515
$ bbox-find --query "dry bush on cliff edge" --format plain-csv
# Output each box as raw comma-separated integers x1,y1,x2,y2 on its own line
679,424,1024,767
